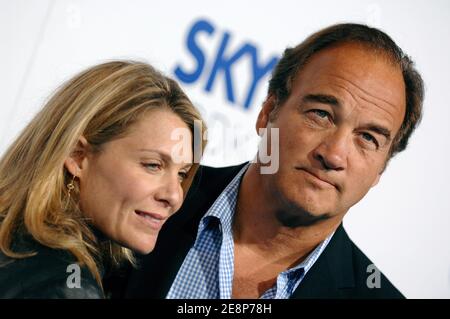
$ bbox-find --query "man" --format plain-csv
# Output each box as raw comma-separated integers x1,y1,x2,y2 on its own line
110,23,423,299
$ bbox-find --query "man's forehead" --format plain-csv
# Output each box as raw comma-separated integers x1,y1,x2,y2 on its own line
291,42,406,127
296,42,403,89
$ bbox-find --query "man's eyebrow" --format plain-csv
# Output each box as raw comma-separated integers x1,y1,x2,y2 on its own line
364,124,392,142
302,94,341,107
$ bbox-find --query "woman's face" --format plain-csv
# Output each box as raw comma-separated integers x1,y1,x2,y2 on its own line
75,109,193,254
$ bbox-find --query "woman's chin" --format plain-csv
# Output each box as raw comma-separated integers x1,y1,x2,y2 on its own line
133,245,155,255
125,237,157,255
105,229,158,255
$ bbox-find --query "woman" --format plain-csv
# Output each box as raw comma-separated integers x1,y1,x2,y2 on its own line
0,61,207,298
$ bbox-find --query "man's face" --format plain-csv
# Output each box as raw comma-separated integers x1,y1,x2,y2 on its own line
257,42,406,226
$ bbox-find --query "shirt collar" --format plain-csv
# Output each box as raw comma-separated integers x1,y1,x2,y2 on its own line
196,163,250,238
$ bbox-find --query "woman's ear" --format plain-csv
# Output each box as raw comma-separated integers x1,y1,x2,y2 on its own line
64,136,90,178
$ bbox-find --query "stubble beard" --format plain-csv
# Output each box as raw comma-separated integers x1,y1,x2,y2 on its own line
272,182,333,228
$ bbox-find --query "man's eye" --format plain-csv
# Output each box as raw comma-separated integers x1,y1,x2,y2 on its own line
312,109,330,119
361,133,379,148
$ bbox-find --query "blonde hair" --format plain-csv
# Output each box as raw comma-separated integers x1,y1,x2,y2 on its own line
0,61,207,288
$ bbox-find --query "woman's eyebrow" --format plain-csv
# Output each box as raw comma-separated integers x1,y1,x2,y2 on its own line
138,149,193,165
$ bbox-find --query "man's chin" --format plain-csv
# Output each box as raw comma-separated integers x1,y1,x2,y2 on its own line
275,208,331,228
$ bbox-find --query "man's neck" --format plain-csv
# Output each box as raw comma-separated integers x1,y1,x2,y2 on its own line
231,163,344,298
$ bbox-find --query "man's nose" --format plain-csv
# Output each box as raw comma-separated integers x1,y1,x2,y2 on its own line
312,129,350,171
154,172,183,210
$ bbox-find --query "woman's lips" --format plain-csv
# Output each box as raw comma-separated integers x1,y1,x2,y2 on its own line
134,210,167,231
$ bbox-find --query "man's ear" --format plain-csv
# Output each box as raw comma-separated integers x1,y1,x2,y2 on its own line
64,136,90,178
256,94,277,135
371,173,381,187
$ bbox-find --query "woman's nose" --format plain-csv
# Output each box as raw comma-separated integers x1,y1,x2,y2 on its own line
153,172,183,210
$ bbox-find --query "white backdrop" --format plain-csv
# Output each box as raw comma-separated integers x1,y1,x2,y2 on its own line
1,0,449,298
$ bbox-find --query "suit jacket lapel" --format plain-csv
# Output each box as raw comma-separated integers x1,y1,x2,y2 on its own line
291,224,356,298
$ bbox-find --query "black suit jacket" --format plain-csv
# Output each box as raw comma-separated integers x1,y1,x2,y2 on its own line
109,163,404,299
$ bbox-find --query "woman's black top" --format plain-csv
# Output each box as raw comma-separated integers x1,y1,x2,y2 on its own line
0,234,104,298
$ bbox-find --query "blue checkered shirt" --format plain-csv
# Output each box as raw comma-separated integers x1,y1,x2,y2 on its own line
166,164,334,299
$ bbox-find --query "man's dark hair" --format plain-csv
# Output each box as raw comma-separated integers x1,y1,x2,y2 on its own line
268,23,424,158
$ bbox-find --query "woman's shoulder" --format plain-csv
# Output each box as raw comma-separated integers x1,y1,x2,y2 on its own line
0,235,104,299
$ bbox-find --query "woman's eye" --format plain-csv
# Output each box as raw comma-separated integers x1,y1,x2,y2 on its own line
178,171,188,182
143,163,161,171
